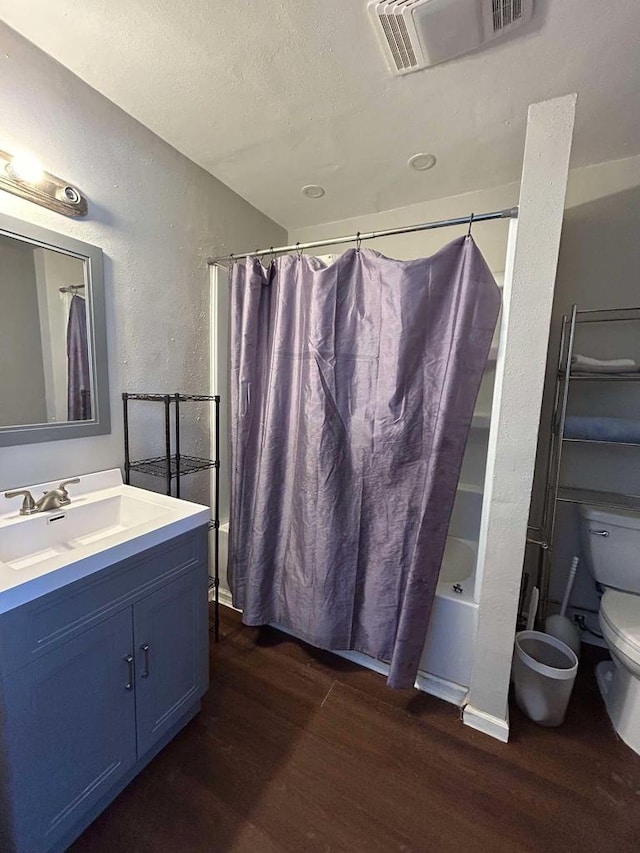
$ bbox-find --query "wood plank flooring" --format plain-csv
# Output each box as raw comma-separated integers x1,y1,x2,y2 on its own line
71,606,640,853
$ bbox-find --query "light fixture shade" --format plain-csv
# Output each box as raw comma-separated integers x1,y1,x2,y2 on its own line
7,154,45,184
0,150,88,217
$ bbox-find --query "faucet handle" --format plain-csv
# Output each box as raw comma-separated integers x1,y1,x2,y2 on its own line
59,478,80,490
5,489,38,516
58,478,80,500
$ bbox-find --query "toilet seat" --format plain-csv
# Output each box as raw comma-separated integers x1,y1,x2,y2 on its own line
600,589,640,665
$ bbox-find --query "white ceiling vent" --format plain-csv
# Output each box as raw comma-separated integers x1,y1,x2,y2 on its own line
368,0,533,75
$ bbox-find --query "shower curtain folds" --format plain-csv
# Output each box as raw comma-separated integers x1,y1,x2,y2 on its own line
228,237,500,688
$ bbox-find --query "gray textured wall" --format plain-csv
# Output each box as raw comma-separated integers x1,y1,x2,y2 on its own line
0,23,285,496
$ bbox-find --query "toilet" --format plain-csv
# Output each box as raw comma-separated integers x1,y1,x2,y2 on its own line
579,505,640,754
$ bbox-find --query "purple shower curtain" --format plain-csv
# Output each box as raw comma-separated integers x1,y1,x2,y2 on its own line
67,294,92,421
228,237,500,688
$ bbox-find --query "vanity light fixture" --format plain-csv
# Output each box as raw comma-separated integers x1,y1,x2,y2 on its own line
0,149,88,217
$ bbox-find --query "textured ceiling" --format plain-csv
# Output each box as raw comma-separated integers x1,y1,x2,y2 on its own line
1,1,639,229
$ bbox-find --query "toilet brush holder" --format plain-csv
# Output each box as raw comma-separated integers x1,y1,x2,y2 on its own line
544,556,581,657
544,614,581,657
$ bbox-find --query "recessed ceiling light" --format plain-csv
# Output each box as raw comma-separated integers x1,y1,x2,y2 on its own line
408,153,437,172
302,184,325,199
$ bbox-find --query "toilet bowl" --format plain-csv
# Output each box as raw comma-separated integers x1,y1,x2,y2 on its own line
596,589,640,753
579,506,640,755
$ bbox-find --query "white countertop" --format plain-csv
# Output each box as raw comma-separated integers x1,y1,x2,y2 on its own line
0,469,210,614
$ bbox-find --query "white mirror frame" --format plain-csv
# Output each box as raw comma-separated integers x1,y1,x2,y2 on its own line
0,212,110,446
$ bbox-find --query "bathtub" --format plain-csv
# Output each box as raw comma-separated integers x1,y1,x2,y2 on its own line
214,525,478,707
416,536,478,701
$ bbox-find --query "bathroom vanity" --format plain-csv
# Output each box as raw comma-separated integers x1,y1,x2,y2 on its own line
0,470,210,853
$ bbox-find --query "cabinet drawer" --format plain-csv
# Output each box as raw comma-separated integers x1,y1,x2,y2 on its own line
0,526,208,678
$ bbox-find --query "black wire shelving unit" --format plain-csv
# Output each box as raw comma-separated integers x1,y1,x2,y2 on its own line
122,392,221,640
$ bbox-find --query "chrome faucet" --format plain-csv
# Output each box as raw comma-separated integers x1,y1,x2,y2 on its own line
5,478,80,515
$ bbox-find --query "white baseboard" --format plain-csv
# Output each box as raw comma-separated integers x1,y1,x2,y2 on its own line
463,703,509,742
210,585,239,610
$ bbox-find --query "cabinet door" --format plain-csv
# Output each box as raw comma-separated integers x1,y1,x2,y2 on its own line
1,609,136,852
133,569,208,756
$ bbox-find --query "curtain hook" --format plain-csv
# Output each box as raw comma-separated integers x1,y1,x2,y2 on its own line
296,242,303,261
356,231,362,252
467,213,475,238
269,247,275,266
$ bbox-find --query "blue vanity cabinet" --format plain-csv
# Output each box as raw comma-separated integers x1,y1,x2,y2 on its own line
0,525,209,853
0,609,137,852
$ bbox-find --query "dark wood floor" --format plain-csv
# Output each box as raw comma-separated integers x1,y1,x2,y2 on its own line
71,606,640,853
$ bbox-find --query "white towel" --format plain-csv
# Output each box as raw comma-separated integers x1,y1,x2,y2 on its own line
572,353,638,374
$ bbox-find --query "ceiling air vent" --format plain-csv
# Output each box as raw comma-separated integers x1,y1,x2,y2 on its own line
368,0,533,75
491,0,524,32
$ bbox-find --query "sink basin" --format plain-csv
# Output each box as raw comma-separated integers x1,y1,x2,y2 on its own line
0,469,210,609
0,493,171,571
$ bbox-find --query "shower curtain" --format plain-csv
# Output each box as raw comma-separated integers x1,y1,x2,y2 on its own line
67,294,92,421
228,236,500,688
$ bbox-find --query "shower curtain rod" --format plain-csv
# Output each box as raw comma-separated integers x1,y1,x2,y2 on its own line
208,206,518,265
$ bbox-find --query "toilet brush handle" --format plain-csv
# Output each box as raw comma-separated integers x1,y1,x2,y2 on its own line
526,587,539,631
559,556,580,618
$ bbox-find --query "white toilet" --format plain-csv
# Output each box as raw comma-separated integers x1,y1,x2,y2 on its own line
579,505,640,754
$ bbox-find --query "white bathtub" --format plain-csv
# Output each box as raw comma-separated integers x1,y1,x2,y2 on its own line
417,536,478,700
214,525,478,707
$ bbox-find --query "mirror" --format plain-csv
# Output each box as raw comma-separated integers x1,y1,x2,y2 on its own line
0,213,110,446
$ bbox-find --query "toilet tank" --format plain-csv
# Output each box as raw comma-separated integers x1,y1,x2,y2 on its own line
578,505,640,594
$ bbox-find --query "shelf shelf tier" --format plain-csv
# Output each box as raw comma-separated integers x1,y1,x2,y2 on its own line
557,487,640,514
573,306,640,323
123,393,221,402
128,455,219,478
561,372,640,382
563,438,640,447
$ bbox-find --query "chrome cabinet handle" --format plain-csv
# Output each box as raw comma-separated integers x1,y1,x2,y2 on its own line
589,529,609,537
124,654,134,691
140,644,150,679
